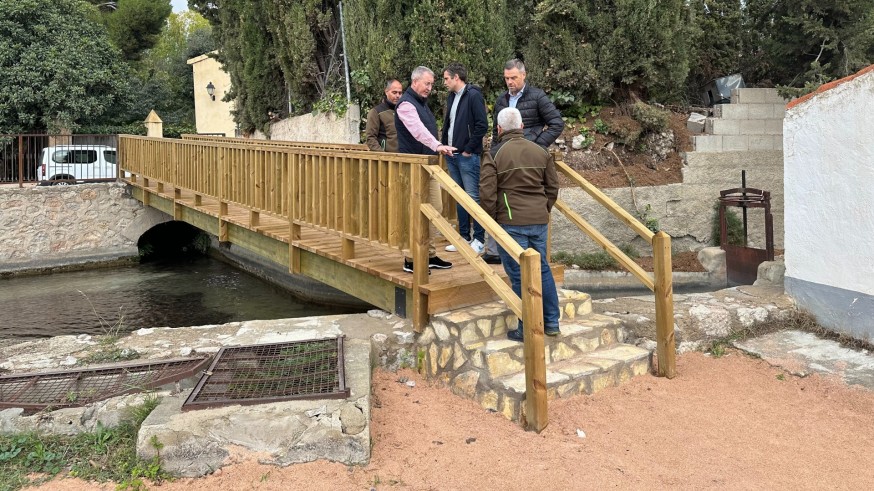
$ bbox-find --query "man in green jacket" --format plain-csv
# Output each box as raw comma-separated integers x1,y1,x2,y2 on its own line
365,79,403,152
480,107,560,341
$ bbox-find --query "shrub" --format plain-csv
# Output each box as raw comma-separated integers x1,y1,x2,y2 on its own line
710,202,745,246
607,115,642,147
630,102,670,133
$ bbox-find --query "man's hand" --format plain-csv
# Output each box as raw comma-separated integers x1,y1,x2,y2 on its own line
436,145,457,156
462,151,471,157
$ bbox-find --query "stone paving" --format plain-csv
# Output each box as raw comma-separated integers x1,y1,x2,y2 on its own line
418,289,651,422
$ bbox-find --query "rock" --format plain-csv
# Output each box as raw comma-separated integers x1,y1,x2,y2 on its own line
59,356,77,366
576,428,587,439
366,310,392,320
571,134,587,150
394,330,415,345
688,304,732,337
644,130,674,161
555,138,565,145
179,347,193,356
736,307,769,327
339,404,367,435
306,405,328,418
697,247,726,275
687,112,707,133
754,258,785,286
451,371,480,399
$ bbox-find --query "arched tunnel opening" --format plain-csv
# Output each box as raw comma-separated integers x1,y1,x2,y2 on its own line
137,221,211,262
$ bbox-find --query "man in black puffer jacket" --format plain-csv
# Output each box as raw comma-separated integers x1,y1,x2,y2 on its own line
482,58,564,264
491,58,564,149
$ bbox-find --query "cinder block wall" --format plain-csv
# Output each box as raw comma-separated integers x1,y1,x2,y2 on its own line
693,88,787,153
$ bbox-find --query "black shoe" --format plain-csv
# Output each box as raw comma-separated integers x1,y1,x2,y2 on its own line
403,259,431,274
545,326,560,337
482,253,501,264
507,328,524,342
428,256,452,269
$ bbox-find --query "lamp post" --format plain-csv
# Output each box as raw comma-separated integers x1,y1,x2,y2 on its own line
206,82,216,101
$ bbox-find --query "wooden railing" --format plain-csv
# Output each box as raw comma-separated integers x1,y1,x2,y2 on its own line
119,135,435,263
180,134,369,151
553,159,676,379
412,161,549,433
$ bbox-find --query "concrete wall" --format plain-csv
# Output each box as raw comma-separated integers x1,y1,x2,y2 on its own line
693,88,787,153
551,150,784,255
254,105,361,144
187,52,237,137
0,183,164,273
784,66,874,341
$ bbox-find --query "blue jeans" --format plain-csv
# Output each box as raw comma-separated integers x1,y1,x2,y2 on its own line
446,153,484,243
496,223,560,331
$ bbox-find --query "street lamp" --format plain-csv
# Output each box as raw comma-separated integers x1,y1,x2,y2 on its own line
206,82,216,101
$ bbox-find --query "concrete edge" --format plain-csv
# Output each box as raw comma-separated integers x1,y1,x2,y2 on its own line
0,247,140,277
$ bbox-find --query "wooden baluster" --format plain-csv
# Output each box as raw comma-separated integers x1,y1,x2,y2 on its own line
653,231,676,378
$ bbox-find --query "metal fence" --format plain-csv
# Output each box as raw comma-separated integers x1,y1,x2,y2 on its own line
0,134,118,186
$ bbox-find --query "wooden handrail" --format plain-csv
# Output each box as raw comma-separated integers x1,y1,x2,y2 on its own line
556,160,655,244
181,134,369,151
417,162,547,432
553,157,675,379
553,200,655,291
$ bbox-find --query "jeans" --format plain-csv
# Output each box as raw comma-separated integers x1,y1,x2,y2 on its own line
496,223,560,331
445,153,484,243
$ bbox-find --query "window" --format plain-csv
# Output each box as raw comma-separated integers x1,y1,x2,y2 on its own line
103,150,117,164
52,150,97,164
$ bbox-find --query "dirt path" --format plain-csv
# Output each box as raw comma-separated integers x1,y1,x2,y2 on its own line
31,351,874,490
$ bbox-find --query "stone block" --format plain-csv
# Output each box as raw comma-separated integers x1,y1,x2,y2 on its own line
745,104,776,120
754,258,785,287
713,104,748,120
451,371,480,399
693,135,722,153
486,351,524,378
687,112,707,133
721,135,749,151
590,371,616,393
741,119,766,135
764,119,783,135
708,118,742,135
479,390,499,412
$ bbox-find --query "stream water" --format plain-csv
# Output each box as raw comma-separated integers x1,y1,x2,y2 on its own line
0,257,362,339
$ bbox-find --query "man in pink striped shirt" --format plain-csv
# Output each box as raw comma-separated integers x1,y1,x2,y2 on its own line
395,66,457,272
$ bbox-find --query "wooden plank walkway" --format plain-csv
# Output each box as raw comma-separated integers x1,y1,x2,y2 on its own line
124,175,564,315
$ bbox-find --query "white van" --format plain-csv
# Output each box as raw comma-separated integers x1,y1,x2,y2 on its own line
38,145,117,185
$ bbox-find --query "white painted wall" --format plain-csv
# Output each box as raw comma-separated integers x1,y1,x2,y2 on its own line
784,69,874,296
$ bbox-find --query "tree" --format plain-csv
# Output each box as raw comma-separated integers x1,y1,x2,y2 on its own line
0,0,133,133
685,0,745,96
745,0,874,92
100,0,173,61
344,0,514,108
136,10,216,124
522,0,693,104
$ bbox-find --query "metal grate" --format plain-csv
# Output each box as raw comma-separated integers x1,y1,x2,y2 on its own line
0,357,210,414
182,336,349,411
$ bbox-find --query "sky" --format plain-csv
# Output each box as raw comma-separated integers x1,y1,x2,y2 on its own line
171,0,187,12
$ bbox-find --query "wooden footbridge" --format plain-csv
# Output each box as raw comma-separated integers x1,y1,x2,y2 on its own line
118,134,676,431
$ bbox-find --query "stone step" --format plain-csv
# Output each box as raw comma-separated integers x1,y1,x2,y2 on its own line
713,103,787,120
731,87,788,105
468,315,623,378
704,117,783,136
484,344,652,421
425,288,593,348
692,134,783,153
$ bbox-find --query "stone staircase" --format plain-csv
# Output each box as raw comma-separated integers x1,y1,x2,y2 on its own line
416,289,651,422
693,88,788,153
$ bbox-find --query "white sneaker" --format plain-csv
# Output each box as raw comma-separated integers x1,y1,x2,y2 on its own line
470,239,484,254
445,242,460,252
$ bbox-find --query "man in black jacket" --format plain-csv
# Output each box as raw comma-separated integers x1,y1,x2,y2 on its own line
440,62,488,255
482,58,564,264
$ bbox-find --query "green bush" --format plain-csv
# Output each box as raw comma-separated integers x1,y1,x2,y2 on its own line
630,102,670,133
607,115,643,147
710,202,745,246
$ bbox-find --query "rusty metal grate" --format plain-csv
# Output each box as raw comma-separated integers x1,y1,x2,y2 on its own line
0,357,210,414
182,336,349,411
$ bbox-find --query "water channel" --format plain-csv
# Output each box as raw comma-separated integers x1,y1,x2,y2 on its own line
0,257,363,339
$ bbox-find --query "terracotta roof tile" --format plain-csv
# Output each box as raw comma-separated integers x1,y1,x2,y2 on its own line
786,64,874,110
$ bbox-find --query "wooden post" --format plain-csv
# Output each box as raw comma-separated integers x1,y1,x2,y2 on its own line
411,163,430,331
520,249,548,432
218,151,228,242
653,231,676,378
289,153,301,274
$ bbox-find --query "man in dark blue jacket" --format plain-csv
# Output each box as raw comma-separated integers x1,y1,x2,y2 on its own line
440,62,488,255
482,58,564,264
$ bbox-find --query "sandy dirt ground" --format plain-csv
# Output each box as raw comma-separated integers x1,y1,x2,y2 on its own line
30,351,874,490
